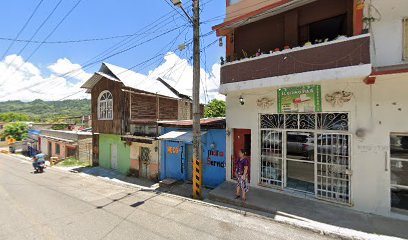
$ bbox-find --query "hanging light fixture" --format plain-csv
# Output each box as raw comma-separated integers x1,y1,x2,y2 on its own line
239,96,245,105
172,0,182,7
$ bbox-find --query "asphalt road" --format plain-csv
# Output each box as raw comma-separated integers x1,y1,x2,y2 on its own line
0,154,336,240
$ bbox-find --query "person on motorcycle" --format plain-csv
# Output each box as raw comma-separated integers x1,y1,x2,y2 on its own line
32,152,45,171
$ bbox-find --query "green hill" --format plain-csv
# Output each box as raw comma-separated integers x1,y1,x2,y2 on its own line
0,99,91,122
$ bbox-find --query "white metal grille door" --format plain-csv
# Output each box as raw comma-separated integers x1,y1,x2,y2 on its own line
260,130,283,187
316,133,351,204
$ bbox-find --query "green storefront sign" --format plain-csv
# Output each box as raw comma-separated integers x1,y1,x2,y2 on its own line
277,85,322,113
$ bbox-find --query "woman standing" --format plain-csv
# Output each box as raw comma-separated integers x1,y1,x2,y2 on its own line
235,149,249,201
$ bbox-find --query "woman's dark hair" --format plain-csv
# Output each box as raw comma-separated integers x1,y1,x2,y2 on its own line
240,149,248,156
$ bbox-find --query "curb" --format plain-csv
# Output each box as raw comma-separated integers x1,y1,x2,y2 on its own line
207,193,402,240
6,155,401,240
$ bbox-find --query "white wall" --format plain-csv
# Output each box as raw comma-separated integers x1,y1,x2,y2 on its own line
224,73,408,217
368,0,408,67
40,137,48,155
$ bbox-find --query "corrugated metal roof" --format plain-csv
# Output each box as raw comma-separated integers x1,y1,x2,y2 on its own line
104,63,181,99
81,62,191,99
81,72,121,89
39,135,76,143
157,131,207,142
158,117,226,127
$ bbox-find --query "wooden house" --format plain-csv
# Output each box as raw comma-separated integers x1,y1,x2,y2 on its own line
81,63,195,181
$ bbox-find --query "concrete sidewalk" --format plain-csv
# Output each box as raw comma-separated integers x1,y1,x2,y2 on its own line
74,166,159,190
75,167,212,198
209,182,408,240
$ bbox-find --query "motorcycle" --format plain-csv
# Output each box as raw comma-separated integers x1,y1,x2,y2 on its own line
35,160,46,173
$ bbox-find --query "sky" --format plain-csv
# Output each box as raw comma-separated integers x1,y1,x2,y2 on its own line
0,0,226,102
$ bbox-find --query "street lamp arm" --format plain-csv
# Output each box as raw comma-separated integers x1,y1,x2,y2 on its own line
179,5,194,24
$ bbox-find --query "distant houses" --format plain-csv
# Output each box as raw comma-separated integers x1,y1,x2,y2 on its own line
39,129,92,163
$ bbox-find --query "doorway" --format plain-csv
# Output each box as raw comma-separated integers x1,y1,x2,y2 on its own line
260,113,352,204
48,142,52,157
139,146,150,178
286,131,315,193
110,144,117,169
233,129,251,182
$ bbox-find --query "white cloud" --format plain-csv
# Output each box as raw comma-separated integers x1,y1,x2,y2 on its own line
0,53,224,103
143,52,225,103
48,58,92,82
0,55,90,101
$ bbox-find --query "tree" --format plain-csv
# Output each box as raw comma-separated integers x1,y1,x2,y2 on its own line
0,112,30,122
204,99,226,118
2,122,28,141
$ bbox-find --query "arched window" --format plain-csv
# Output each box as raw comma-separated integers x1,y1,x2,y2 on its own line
98,90,113,120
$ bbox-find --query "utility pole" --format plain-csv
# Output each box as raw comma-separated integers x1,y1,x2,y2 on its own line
172,0,202,199
192,0,202,200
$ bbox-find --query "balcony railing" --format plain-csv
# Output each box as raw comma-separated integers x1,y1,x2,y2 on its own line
220,34,370,85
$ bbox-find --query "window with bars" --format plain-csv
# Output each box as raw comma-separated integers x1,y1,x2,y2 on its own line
404,18,408,61
390,133,408,211
260,130,283,187
260,113,349,131
140,147,151,163
98,91,113,120
55,143,60,155
259,113,351,204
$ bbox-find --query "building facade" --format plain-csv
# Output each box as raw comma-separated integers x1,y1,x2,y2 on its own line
82,63,195,180
214,0,408,218
39,129,93,163
158,118,226,188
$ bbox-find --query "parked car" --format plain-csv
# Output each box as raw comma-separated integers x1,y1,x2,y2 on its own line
286,132,314,160
304,135,349,159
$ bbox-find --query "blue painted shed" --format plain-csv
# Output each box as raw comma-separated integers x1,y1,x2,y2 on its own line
158,118,226,188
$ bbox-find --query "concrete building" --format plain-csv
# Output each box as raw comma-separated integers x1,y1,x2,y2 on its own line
213,0,408,218
39,129,93,163
158,118,226,188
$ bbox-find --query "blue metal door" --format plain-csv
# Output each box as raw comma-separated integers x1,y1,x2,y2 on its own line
165,141,184,180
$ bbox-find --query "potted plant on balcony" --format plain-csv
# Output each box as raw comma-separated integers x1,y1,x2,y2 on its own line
220,57,225,65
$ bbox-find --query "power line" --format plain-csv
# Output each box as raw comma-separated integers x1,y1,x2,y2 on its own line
1,9,186,96
1,0,44,60
1,3,218,99
3,0,63,71
2,1,181,93
0,24,189,98
55,28,215,102
162,0,193,24
0,34,135,44
9,0,82,78
74,9,184,73
55,25,190,101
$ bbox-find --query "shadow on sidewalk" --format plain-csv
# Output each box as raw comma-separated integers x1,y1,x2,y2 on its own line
72,166,211,200
69,166,158,189
209,182,408,239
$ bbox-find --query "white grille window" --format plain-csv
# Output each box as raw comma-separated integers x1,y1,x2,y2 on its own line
259,113,352,204
404,18,408,60
390,133,408,211
98,90,113,120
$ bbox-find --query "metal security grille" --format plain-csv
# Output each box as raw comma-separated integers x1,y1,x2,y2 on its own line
260,113,351,204
140,147,151,163
260,130,283,187
316,133,351,204
390,133,408,211
261,113,348,131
